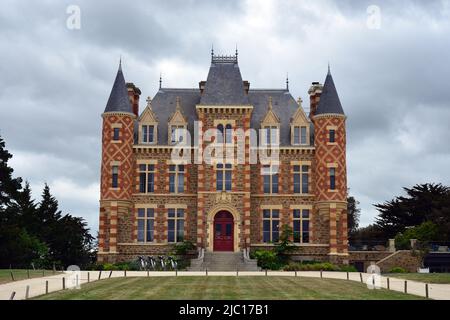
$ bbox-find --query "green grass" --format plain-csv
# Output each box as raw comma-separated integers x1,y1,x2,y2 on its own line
384,273,450,284
0,269,61,284
35,276,426,300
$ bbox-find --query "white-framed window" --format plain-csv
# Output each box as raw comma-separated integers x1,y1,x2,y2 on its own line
262,165,279,194
216,163,232,191
293,126,307,145
169,164,184,193
293,165,309,194
263,126,279,146
293,209,310,244
170,125,186,145
137,208,155,243
168,208,184,243
139,164,155,193
262,209,280,243
142,125,155,144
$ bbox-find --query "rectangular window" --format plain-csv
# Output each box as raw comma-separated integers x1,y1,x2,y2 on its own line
137,208,155,243
329,129,336,143
168,208,184,243
139,164,155,193
293,165,309,194
169,165,184,193
262,165,279,194
262,209,280,243
301,126,307,145
293,209,310,243
142,125,155,144
264,126,278,146
171,126,185,144
330,168,336,190
293,126,300,145
112,166,118,188
113,128,120,141
216,163,232,191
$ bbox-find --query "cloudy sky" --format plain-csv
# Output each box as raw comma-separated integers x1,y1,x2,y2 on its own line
1,0,449,235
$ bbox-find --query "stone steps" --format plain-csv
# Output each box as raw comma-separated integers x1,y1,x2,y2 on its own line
188,251,259,271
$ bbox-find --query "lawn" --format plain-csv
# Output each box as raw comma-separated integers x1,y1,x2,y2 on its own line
35,276,426,300
384,273,450,284
0,269,61,285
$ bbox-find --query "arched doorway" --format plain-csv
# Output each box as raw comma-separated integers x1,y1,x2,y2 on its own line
213,211,234,251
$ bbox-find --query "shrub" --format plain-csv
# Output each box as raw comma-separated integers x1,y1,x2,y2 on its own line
102,263,118,271
339,265,358,272
283,262,340,271
253,250,283,270
173,241,196,256
389,267,407,273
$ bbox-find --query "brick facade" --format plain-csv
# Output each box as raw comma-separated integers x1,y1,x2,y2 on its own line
98,55,349,264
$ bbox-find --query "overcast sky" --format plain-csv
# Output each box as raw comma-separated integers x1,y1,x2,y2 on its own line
1,0,449,235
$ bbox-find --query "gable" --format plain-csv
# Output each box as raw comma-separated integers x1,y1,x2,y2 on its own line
139,106,158,123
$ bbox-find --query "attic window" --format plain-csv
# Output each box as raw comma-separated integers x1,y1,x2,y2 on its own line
293,126,307,145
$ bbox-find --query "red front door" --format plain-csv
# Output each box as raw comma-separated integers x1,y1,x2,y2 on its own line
213,211,234,251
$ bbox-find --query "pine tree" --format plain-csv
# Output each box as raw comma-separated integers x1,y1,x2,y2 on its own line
0,135,22,209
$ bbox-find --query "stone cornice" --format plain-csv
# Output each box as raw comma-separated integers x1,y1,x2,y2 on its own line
196,105,253,114
312,113,346,120
102,111,137,119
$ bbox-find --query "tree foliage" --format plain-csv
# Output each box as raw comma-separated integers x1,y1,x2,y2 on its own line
0,135,95,268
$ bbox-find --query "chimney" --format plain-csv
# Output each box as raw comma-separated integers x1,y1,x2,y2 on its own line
308,82,323,119
243,81,250,94
126,82,141,117
199,81,206,94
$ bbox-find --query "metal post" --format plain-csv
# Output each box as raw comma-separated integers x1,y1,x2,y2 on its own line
46,281,49,294
206,268,208,276
25,285,30,299
98,270,102,280
9,292,15,300
124,270,127,277
320,270,323,279
265,270,267,276
10,271,15,281
425,283,429,298
295,270,297,277
176,269,178,277
236,268,239,277
87,272,90,283
372,275,375,286
404,280,407,294
360,273,363,283
147,270,149,277
109,271,113,278
346,272,349,280
62,277,65,290
387,277,390,290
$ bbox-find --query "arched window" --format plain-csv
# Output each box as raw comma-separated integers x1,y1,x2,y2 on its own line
216,124,224,144
225,124,232,144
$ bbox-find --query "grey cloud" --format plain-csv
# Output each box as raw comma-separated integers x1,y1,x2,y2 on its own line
1,0,450,232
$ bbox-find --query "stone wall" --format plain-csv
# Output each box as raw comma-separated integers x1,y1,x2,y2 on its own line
376,250,421,273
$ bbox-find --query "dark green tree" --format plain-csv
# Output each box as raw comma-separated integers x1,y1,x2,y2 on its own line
375,183,450,239
347,196,361,236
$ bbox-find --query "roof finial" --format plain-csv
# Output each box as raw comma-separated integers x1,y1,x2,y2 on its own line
211,44,214,62
146,96,152,108
328,62,331,75
159,73,162,89
286,73,289,91
268,96,273,110
119,55,122,71
176,96,181,111
235,44,238,58
297,97,303,108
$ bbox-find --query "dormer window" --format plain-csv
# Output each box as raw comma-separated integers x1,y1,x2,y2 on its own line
138,96,158,145
263,126,279,146
290,97,310,146
293,126,307,145
142,125,155,144
171,125,186,144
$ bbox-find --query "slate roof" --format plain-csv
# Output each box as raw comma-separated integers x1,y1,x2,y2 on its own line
315,70,344,115
147,87,310,146
151,88,200,145
104,63,133,114
199,59,250,105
